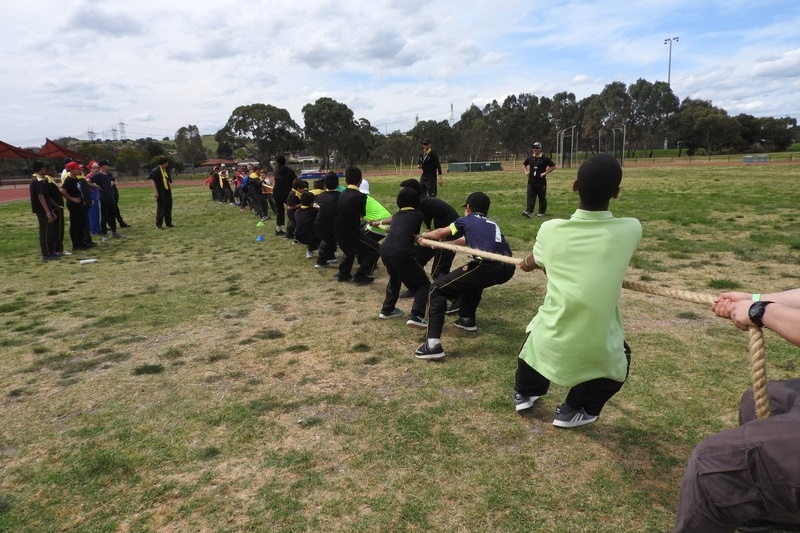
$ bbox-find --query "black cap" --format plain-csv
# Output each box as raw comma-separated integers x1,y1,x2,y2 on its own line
421,138,430,145
462,192,490,214
98,159,111,167
532,142,542,149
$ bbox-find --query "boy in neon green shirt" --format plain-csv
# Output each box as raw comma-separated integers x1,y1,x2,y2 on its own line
513,153,642,428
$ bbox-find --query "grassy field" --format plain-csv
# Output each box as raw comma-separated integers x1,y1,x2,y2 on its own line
1,164,799,532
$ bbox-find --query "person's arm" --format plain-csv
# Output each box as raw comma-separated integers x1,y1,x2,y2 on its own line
542,163,556,178
37,193,56,222
519,253,542,272
523,161,530,178
713,298,800,347
418,225,453,242
150,175,159,198
715,289,800,309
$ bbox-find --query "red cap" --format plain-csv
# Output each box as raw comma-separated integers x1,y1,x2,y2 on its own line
65,161,83,171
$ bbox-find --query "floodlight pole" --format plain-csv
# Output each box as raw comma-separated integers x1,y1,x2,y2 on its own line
664,36,679,86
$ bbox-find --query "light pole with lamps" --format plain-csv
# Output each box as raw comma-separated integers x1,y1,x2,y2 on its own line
664,36,679,86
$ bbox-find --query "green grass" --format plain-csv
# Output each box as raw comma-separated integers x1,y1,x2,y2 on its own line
1,164,799,532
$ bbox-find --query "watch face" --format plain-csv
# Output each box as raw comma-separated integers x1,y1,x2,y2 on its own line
748,301,769,327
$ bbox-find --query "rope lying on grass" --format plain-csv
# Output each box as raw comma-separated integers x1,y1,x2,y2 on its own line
417,238,771,419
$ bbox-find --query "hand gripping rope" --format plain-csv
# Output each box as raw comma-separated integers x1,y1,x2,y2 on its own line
417,238,771,419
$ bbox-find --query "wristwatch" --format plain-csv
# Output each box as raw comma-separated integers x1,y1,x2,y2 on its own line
748,301,773,328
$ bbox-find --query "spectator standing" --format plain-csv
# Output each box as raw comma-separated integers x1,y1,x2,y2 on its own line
522,142,556,218
417,139,443,197
148,157,174,230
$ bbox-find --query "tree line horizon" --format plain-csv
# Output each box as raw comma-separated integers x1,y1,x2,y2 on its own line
38,77,800,175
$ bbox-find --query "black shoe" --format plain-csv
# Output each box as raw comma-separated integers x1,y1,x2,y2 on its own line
454,316,477,332
119,223,131,228
406,314,428,329
156,226,164,230
333,274,352,282
166,224,175,228
352,274,374,285
275,230,285,236
738,520,800,532
41,254,61,261
414,342,445,360
86,242,98,248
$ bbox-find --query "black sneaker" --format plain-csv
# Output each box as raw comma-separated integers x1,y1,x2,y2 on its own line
333,274,352,282
521,211,532,218
453,316,477,332
512,390,539,411
406,314,428,329
352,274,375,285
414,342,445,360
738,520,800,532
444,301,460,315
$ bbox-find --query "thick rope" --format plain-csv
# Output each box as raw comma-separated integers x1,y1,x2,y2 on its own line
417,238,771,418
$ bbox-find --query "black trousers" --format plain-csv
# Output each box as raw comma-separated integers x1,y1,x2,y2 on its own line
35,212,59,257
100,199,117,234
420,177,438,197
156,190,173,228
526,179,547,215
426,259,515,339
416,246,456,280
273,197,286,226
514,347,630,416
316,230,337,266
67,204,87,249
381,254,430,317
338,232,381,278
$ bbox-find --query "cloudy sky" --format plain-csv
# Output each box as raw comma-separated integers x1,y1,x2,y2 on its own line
3,0,800,147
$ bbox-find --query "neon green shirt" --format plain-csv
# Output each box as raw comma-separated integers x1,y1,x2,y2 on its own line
519,209,642,386
364,195,392,236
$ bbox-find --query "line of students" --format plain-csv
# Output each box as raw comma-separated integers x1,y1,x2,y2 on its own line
30,159,130,261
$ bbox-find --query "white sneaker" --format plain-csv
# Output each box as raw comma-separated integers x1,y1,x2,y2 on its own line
305,251,314,259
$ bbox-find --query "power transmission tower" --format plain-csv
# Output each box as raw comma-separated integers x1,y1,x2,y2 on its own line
87,128,96,141
111,127,118,141
118,120,127,140
450,103,454,123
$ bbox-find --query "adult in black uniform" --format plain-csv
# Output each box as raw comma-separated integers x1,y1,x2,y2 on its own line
333,166,380,284
313,172,341,268
522,142,556,218
148,157,174,229
417,138,443,197
273,155,297,236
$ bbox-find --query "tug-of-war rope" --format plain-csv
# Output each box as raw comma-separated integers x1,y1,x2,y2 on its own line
417,238,771,419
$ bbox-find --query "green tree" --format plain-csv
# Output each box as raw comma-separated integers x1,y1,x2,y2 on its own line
174,125,208,165
407,119,454,161
302,97,356,170
371,131,415,169
115,147,146,176
221,103,303,168
627,79,679,153
338,118,379,166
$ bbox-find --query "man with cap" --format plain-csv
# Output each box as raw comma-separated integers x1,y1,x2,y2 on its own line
61,161,94,250
413,192,516,360
522,142,556,218
417,139,443,198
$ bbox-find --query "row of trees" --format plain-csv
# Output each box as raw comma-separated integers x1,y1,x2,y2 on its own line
39,77,797,176
204,78,797,170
